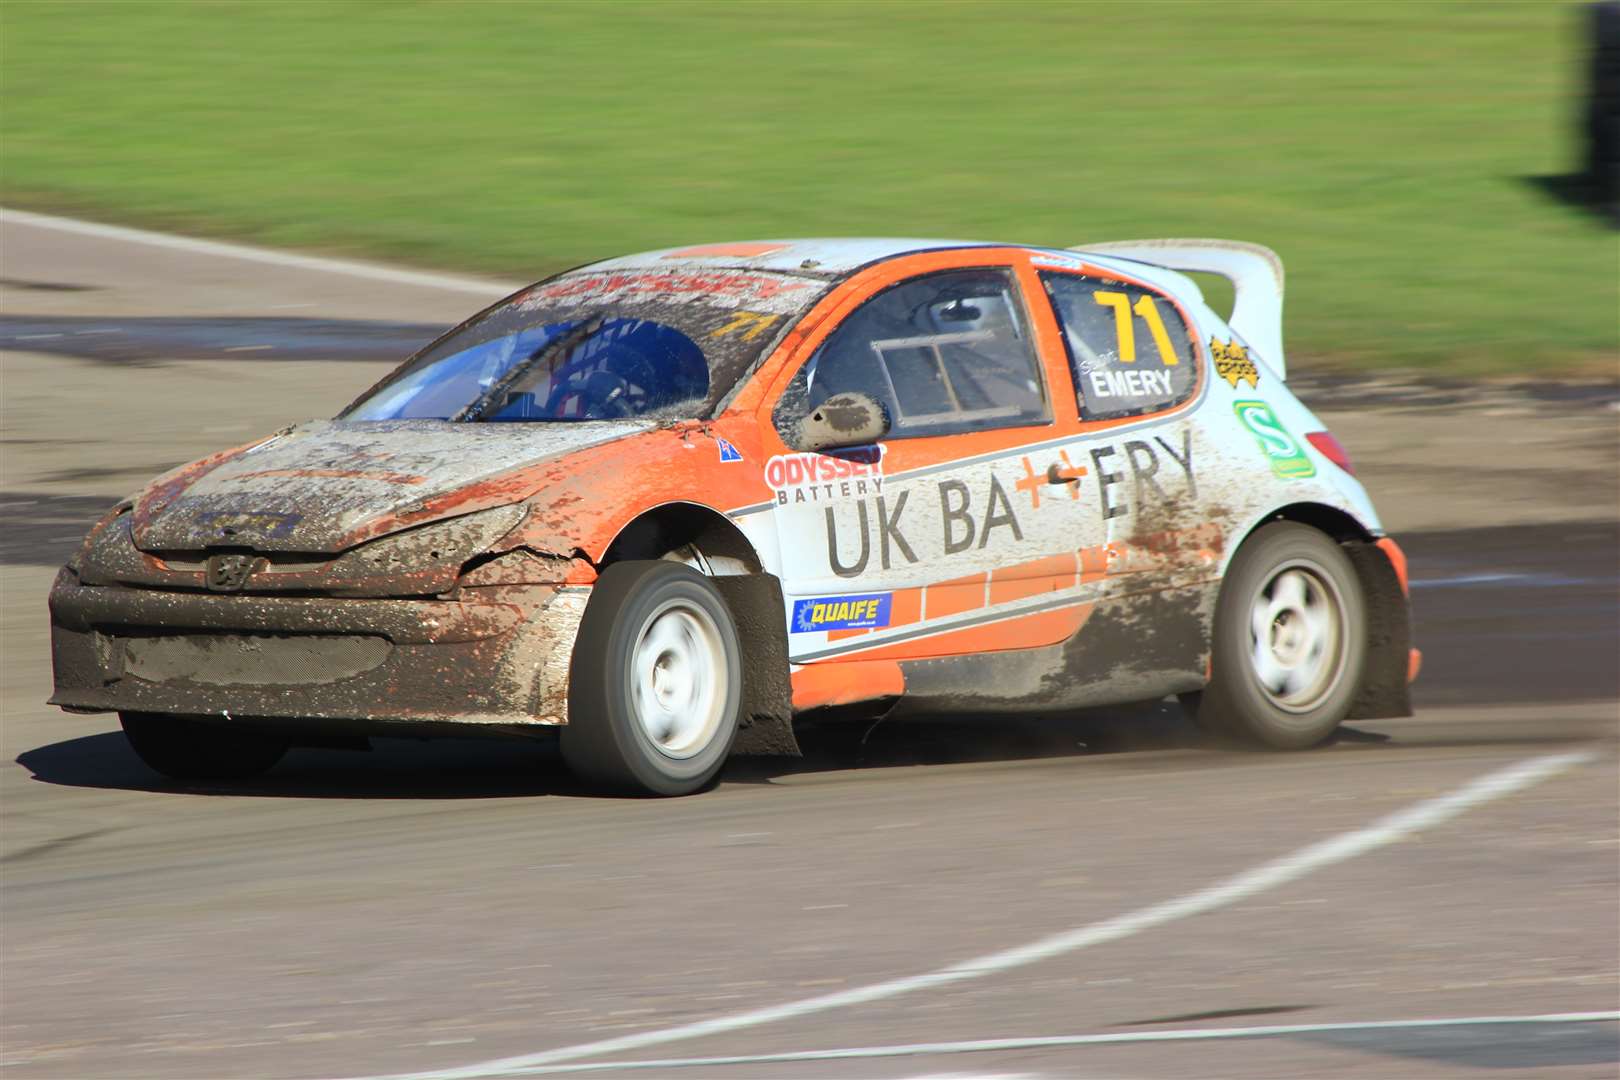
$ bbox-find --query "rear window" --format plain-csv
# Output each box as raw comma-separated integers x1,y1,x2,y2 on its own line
1040,272,1197,421
345,269,829,422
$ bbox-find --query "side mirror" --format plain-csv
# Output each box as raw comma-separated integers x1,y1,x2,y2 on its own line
796,392,891,452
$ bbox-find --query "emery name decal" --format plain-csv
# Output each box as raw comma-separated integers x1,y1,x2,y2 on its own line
1087,368,1175,400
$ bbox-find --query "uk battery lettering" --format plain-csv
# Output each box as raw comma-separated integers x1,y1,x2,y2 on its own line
820,432,1196,575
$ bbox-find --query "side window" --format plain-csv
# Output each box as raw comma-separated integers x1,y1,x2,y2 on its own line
1040,272,1196,421
772,268,1048,443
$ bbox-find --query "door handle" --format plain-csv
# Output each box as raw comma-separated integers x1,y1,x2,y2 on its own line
1046,462,1085,485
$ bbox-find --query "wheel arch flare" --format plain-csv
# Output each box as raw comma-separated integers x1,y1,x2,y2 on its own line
1222,501,1413,721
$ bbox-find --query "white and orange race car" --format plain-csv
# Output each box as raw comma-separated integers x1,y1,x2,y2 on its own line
50,238,1417,795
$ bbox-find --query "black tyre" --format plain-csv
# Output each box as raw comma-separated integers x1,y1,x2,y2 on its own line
120,711,288,780
1190,522,1367,749
561,561,742,795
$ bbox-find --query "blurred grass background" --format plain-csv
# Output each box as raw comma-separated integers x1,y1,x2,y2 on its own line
1,0,1614,373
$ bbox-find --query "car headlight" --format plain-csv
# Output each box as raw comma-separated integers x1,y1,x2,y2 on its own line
74,504,142,583
330,504,528,578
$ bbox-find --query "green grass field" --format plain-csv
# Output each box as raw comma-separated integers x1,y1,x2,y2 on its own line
1,1,1614,373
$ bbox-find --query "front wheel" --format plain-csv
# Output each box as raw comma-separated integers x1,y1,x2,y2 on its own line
120,711,288,779
561,561,742,795
1191,522,1367,749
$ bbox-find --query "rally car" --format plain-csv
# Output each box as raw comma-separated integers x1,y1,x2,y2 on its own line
49,238,1416,795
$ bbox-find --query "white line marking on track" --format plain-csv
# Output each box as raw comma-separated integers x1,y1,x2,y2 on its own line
1412,572,1620,589
1410,573,1523,587
0,207,522,298
334,749,1597,1080
497,1012,1620,1074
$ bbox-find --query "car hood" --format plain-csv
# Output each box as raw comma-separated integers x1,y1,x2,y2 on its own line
132,419,654,553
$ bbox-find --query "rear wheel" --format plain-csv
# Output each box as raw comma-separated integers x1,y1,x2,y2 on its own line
120,711,288,780
1190,522,1366,749
561,561,742,795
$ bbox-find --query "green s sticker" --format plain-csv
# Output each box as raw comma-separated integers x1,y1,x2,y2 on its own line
1233,400,1315,480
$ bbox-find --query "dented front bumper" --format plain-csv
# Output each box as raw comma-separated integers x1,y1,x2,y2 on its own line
47,569,586,732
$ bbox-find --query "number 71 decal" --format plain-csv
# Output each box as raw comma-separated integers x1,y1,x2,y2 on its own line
708,310,779,342
1092,291,1178,365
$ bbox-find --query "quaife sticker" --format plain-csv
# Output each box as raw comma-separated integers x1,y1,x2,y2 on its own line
1233,400,1315,479
791,593,892,633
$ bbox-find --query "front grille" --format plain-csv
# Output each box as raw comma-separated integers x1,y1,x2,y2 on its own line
120,632,390,686
156,553,332,574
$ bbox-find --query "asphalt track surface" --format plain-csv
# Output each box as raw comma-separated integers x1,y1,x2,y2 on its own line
1,211,1616,1080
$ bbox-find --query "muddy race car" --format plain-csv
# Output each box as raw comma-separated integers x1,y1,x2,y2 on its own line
49,238,1417,795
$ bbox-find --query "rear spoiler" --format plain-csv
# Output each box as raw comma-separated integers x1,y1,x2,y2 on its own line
1069,239,1287,379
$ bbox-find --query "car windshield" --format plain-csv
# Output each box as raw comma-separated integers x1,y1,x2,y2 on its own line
343,268,829,422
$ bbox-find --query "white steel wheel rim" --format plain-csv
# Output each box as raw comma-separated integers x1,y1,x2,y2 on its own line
1247,560,1348,713
629,599,728,760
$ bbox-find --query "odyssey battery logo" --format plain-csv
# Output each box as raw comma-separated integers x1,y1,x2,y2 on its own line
791,592,892,633
765,444,885,505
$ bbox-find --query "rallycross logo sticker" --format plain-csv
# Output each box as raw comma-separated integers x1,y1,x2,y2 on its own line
791,593,892,633
1211,337,1260,389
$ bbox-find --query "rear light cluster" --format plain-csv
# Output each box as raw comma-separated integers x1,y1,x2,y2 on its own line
1305,431,1354,475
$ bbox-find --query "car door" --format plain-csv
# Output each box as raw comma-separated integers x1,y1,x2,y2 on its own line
759,249,1104,664
1026,253,1219,657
